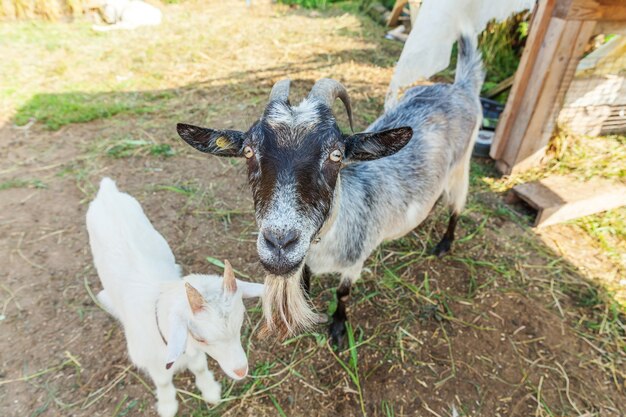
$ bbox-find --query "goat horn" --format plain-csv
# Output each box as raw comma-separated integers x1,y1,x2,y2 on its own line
223,259,237,294
269,79,291,103
307,78,353,131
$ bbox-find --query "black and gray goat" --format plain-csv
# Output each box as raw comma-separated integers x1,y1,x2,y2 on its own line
177,35,484,345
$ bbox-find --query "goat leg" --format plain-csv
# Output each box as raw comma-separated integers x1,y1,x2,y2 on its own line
433,213,458,257
329,279,351,349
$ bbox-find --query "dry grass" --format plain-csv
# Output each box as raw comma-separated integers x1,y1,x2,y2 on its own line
0,0,87,20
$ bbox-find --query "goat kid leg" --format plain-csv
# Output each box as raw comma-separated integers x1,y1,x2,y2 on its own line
149,368,178,417
188,352,221,404
329,278,352,349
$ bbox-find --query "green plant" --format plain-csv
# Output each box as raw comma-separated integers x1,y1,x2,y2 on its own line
328,323,367,416
0,178,46,190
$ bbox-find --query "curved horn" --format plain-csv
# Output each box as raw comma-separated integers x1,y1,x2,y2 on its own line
307,78,353,131
223,259,237,294
269,79,291,103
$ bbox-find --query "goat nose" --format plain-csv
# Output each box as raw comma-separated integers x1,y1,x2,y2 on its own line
233,366,248,379
262,229,300,251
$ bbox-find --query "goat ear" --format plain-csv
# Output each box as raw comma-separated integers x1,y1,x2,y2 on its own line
177,123,245,157
222,259,237,295
343,127,413,161
236,280,264,299
165,311,188,370
185,282,205,314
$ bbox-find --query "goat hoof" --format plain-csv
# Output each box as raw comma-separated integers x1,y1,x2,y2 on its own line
329,320,347,350
432,239,452,258
198,379,221,404
157,399,178,417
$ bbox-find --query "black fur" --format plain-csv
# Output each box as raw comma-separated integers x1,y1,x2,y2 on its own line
329,281,351,348
433,213,458,257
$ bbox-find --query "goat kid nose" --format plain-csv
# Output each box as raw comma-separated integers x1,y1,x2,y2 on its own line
262,229,300,251
233,366,248,379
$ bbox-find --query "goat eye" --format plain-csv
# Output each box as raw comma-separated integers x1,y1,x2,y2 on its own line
329,149,342,162
243,146,254,159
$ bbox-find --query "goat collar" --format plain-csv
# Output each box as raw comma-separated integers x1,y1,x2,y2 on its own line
155,298,168,346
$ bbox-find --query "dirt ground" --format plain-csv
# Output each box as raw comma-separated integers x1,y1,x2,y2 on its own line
1,1,624,416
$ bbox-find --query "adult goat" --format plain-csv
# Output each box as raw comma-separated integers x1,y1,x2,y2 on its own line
177,34,483,346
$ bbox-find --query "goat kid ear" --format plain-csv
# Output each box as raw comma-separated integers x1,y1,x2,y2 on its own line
177,123,245,157
343,127,413,161
236,280,264,299
185,282,205,314
222,259,237,295
165,311,188,370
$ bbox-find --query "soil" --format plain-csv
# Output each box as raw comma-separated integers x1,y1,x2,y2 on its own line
2,113,625,417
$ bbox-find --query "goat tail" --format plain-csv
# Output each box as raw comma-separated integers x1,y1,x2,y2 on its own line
454,32,485,96
98,177,118,194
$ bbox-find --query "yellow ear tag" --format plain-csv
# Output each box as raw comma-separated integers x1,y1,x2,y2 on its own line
215,136,230,149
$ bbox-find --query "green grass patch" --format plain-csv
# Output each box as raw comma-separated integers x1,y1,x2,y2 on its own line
14,92,166,130
573,208,626,266
105,139,175,159
277,0,348,9
0,178,46,190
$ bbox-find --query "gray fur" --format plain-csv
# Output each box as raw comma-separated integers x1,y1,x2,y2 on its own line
307,79,481,277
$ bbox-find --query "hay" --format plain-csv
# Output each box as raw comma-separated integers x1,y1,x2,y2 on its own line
0,0,88,20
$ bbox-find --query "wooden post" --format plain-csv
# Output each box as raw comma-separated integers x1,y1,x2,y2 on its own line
490,0,558,174
387,0,409,27
489,0,626,175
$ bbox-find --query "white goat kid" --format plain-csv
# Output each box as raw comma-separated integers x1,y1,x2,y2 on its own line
86,178,263,417
92,0,162,32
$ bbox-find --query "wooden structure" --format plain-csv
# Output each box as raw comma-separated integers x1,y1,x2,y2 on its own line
490,0,626,175
512,175,626,227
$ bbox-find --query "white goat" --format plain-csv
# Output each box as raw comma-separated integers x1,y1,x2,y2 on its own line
92,0,162,32
86,178,263,417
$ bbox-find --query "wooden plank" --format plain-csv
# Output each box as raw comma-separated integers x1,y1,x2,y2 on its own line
510,19,595,173
559,0,626,21
387,0,408,27
594,21,626,36
496,16,568,170
484,75,515,98
490,0,557,166
512,175,626,227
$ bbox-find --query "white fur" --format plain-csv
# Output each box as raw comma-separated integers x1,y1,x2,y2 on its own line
266,99,320,131
86,178,263,417
92,0,162,32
